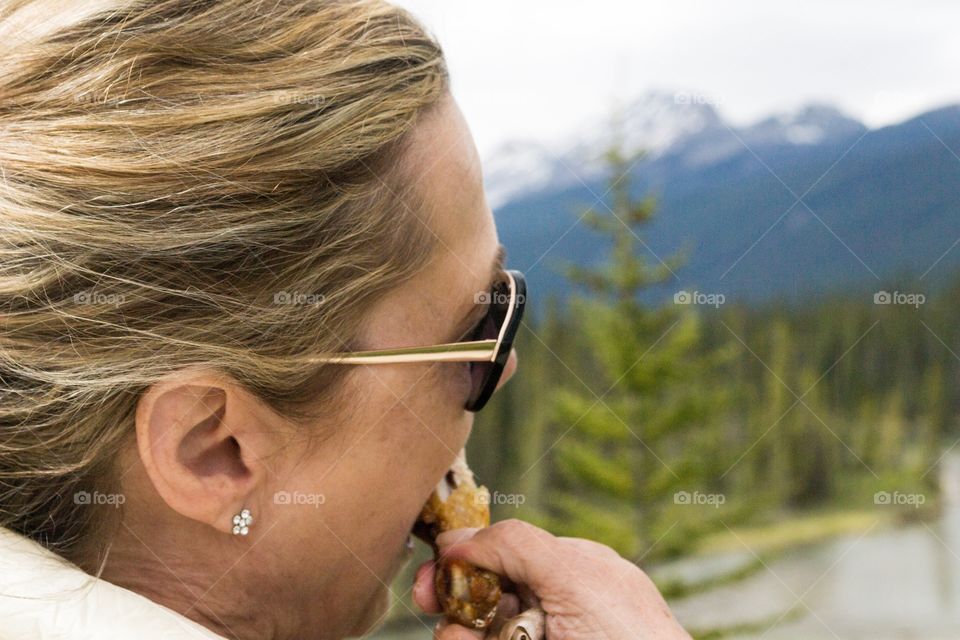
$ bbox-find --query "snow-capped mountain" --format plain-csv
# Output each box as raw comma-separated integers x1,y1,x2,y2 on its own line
482,91,866,208
490,100,960,304
667,103,867,171
741,104,864,146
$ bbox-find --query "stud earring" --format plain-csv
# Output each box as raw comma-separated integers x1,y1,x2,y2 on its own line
232,508,253,536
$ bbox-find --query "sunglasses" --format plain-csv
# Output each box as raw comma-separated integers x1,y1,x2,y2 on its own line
307,270,526,412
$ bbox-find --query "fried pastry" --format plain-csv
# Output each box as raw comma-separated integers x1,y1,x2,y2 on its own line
413,449,502,630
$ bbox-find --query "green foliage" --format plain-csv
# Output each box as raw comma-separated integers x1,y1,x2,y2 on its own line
531,144,737,563
469,148,955,575
710,290,952,514
470,188,954,578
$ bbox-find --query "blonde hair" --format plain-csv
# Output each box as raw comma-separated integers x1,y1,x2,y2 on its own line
0,0,448,563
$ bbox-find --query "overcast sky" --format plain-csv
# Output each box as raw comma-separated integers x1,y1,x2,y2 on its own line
395,0,960,157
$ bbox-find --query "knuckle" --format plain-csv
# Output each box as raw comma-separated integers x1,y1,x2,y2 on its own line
623,562,656,592
496,518,526,534
564,536,621,559
493,518,540,541
478,518,530,548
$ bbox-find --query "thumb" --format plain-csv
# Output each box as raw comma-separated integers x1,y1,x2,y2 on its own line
436,527,480,547
434,619,485,640
437,519,564,595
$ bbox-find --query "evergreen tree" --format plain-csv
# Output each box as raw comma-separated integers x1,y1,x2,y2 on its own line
540,146,734,562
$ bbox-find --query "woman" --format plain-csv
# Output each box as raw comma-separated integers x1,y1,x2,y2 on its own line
0,1,691,638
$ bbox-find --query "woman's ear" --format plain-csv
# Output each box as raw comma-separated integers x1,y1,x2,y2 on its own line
134,369,279,535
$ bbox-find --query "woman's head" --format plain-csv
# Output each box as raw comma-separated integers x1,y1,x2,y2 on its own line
0,1,515,637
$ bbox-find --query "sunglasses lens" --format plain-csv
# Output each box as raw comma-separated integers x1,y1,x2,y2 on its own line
466,279,511,408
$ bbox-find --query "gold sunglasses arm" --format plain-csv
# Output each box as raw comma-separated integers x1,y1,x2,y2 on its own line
304,338,498,365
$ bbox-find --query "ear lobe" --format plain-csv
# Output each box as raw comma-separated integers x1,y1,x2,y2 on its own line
136,375,263,534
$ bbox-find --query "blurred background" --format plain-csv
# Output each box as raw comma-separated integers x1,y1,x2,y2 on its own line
370,2,960,638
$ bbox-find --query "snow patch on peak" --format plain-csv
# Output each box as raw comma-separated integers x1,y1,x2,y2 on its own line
483,90,724,207
785,124,825,145
482,94,866,208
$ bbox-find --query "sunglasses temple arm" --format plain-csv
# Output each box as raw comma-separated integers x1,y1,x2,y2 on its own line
304,339,499,365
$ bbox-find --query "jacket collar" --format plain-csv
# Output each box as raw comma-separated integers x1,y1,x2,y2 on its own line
0,526,229,640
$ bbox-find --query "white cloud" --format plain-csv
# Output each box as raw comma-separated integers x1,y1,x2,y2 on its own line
396,0,960,156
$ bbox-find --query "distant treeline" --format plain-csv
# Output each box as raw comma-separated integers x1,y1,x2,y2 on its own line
469,151,956,564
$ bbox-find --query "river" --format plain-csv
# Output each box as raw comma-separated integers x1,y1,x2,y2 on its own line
667,453,960,639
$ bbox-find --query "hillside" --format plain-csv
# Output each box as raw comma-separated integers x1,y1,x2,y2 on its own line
489,95,960,304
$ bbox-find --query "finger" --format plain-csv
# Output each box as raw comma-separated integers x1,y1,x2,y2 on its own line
487,592,521,635
438,519,565,594
433,619,485,640
558,536,622,560
436,527,480,547
413,560,441,613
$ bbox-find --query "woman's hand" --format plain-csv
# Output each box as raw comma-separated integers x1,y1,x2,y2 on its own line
412,519,692,640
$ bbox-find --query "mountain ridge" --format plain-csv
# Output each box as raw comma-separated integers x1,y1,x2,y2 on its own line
482,91,868,208
488,95,960,305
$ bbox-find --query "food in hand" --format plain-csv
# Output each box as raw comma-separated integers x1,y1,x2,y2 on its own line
413,449,502,630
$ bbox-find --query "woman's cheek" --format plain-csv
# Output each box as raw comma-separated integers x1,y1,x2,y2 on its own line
448,362,473,406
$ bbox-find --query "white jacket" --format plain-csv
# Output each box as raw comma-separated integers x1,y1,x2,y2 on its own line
0,527,228,640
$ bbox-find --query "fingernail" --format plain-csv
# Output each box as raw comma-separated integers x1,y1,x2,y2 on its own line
415,560,433,582
436,527,479,547
413,580,427,606
413,562,431,599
